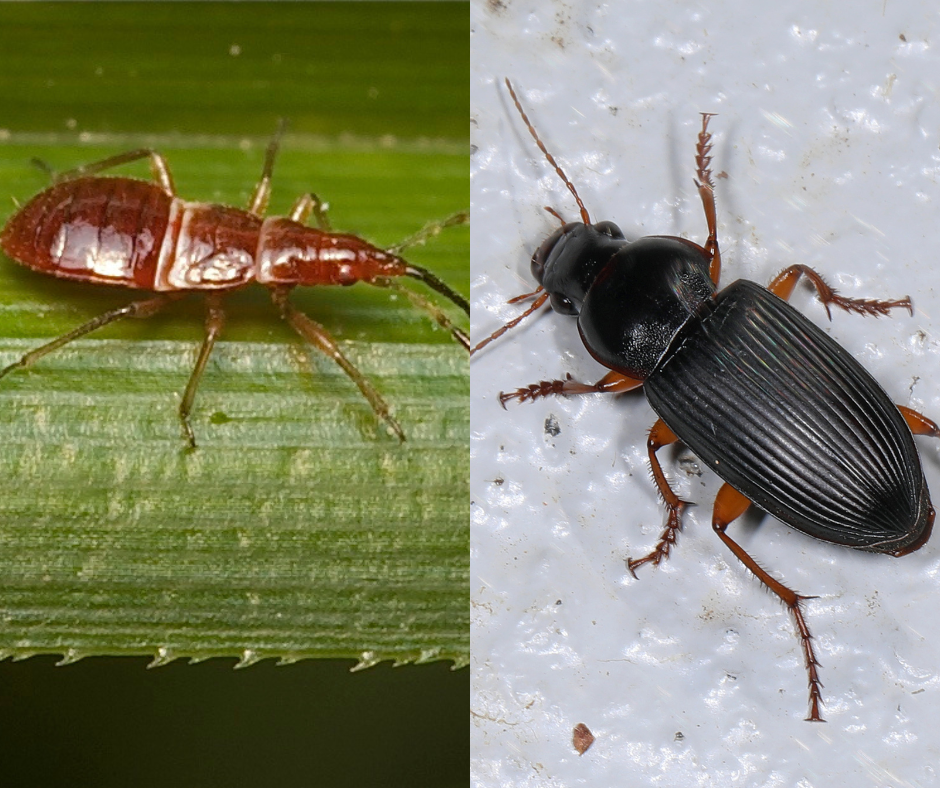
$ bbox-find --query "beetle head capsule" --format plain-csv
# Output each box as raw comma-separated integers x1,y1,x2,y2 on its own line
531,221,625,315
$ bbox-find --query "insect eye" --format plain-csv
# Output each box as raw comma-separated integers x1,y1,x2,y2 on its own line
550,292,577,315
593,221,623,239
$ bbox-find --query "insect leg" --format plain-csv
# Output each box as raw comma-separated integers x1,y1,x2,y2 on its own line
499,370,642,407
387,211,469,255
49,149,176,194
897,404,940,437
289,193,331,230
0,295,174,382
269,286,405,442
178,293,227,450
627,419,693,575
710,482,825,722
767,264,911,318
371,279,469,350
694,113,722,285
248,119,288,217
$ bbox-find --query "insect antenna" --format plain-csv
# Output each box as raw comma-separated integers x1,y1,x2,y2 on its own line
470,289,550,356
404,264,469,315
505,78,591,225
385,211,469,315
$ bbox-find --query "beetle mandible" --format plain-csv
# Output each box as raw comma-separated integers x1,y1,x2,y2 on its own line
472,79,939,722
0,124,469,447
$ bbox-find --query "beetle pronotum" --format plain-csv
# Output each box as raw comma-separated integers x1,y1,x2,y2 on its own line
0,125,469,447
473,79,939,721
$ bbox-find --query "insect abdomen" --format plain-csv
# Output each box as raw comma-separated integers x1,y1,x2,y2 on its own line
0,177,172,289
644,279,930,553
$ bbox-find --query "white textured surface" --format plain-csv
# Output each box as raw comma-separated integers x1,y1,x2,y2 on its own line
471,2,940,785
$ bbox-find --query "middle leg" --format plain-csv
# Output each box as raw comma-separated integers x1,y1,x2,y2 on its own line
179,292,227,449
627,418,692,575
768,264,912,318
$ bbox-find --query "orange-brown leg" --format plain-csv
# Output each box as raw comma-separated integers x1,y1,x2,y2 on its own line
499,370,642,407
898,404,940,437
694,113,722,285
627,419,691,575
767,265,912,318
711,483,825,722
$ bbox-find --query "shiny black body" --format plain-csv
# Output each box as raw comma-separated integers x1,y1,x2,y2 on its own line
535,223,932,554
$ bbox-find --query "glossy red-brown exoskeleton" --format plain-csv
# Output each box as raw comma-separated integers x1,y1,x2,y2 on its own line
0,125,469,447
473,79,940,721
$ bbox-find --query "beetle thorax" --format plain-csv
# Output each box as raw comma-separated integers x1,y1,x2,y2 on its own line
256,217,407,287
576,236,715,379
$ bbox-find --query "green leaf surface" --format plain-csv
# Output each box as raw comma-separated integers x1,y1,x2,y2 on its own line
0,3,469,666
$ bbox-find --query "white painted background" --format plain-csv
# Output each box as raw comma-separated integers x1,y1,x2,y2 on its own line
471,1,940,785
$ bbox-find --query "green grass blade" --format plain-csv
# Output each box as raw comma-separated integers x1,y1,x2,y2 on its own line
0,2,469,666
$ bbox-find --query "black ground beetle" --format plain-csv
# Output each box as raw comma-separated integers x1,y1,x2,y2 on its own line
472,79,940,722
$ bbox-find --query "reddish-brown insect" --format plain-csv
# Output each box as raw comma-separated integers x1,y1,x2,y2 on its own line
0,126,469,447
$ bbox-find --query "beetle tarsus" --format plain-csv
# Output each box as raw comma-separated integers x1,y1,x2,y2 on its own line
499,370,644,407
499,379,568,407
626,500,691,577
695,113,718,190
793,596,826,723
768,264,912,319
692,113,722,285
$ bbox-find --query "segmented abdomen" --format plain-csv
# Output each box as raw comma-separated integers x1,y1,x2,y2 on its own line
0,177,172,288
0,176,264,291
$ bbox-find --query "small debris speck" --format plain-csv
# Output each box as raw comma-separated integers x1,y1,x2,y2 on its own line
573,723,595,755
545,414,561,437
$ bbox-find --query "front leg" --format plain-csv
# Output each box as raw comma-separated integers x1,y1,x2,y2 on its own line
499,370,642,407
